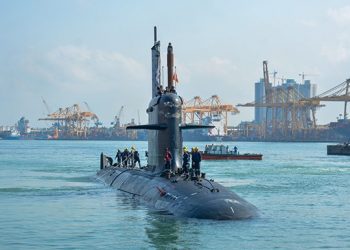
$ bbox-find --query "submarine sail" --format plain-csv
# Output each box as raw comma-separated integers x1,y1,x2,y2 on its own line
97,27,258,220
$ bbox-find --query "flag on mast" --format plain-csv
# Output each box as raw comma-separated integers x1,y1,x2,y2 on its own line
173,66,179,85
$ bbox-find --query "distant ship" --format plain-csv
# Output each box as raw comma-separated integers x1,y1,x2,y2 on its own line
182,129,233,142
0,130,20,140
329,119,350,139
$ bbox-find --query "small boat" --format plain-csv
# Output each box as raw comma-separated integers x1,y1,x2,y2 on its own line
327,142,350,156
201,144,263,160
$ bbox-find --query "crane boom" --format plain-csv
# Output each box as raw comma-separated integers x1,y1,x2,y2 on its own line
84,101,92,112
41,97,51,115
263,61,272,101
114,106,124,128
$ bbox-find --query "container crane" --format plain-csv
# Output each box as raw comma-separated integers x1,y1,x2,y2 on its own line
269,70,278,86
41,97,51,115
182,95,239,135
113,106,124,128
302,78,350,119
84,102,101,127
263,60,275,136
39,103,99,138
238,61,324,139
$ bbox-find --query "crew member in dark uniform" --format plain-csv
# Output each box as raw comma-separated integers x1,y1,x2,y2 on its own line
130,146,135,167
133,147,141,168
122,148,129,167
191,147,195,168
192,147,202,179
182,146,190,175
115,149,122,166
233,146,238,155
164,148,172,170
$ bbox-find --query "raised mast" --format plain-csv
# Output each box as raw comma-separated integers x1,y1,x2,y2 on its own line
151,26,161,98
167,43,174,89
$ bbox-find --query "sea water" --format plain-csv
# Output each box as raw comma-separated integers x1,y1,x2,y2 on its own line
0,140,349,249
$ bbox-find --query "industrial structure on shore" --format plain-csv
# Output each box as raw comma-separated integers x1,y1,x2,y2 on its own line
235,61,350,141
237,61,324,140
182,95,239,136
36,103,141,140
1,60,350,141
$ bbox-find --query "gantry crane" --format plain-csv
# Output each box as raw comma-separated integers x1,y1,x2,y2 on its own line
238,61,324,139
84,101,102,127
182,95,239,135
302,78,350,119
113,106,124,128
41,97,51,115
39,103,99,138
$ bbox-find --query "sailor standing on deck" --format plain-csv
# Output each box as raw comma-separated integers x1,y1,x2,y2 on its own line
164,148,172,170
190,147,195,168
122,148,129,167
190,147,195,178
133,147,141,168
115,149,122,166
130,146,136,167
182,147,190,176
192,147,202,179
233,146,238,155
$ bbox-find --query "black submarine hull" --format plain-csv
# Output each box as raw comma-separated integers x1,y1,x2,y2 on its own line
97,161,258,220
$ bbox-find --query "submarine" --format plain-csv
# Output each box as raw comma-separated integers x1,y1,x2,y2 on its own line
97,27,258,220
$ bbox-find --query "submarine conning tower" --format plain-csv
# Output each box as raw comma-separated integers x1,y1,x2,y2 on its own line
147,42,183,173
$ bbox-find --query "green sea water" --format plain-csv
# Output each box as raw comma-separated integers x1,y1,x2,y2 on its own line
0,140,349,249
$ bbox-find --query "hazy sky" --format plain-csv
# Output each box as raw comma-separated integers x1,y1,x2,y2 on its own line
1,0,350,127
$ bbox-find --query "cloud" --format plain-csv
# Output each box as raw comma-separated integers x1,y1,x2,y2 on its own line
327,5,350,25
298,19,317,28
189,56,237,77
171,56,238,97
321,6,350,64
321,33,350,63
9,45,150,126
174,56,241,105
322,45,350,63
23,45,147,93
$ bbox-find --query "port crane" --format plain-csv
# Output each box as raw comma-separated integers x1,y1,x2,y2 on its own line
238,61,324,139
302,78,350,119
269,70,278,86
84,102,101,127
113,106,124,128
39,103,99,138
41,97,51,115
182,95,239,135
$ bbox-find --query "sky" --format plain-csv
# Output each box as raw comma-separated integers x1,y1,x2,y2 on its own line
1,0,350,127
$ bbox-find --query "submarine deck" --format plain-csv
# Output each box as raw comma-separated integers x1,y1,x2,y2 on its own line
97,163,258,220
